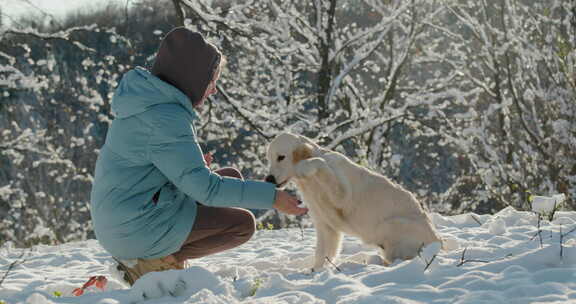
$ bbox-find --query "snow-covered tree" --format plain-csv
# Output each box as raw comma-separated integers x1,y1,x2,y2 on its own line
434,0,575,212
0,0,186,247
177,0,459,203
0,26,128,246
1,0,574,247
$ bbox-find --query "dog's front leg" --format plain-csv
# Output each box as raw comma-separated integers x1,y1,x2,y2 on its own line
312,220,343,272
295,158,350,204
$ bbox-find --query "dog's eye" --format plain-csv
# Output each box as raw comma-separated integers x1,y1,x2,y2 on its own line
277,155,285,162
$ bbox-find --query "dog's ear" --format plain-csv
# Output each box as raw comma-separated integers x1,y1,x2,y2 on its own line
293,143,313,164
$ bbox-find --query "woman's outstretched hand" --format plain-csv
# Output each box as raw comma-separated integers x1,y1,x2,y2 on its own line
273,190,308,215
203,152,213,166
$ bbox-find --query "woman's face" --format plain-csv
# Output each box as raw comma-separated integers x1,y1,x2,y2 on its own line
204,79,218,97
197,69,220,108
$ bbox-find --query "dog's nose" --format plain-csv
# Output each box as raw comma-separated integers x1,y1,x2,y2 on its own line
264,175,277,185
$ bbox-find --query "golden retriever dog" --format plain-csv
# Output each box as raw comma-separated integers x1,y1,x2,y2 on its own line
265,132,442,271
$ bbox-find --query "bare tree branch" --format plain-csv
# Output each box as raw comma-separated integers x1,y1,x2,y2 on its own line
172,0,185,26
3,27,96,52
326,114,406,150
19,0,63,28
215,85,271,141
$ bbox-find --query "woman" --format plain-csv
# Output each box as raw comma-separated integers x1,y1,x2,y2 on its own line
90,27,307,286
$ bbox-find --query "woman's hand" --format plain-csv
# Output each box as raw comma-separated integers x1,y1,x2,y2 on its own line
273,190,308,215
203,152,213,166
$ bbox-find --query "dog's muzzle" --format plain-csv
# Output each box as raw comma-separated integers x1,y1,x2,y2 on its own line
264,175,277,185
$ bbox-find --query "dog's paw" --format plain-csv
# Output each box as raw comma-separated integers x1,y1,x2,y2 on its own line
310,265,325,273
311,261,326,273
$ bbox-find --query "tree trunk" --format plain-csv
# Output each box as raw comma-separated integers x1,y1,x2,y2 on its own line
172,0,185,27
317,0,338,121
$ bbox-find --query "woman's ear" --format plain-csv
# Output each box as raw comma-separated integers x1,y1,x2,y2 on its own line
292,143,313,164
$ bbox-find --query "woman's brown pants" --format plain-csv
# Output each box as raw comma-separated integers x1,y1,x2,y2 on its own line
171,168,257,263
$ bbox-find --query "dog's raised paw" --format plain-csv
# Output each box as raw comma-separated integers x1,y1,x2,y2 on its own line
295,162,318,178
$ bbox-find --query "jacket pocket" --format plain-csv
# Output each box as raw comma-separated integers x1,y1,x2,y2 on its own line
154,183,178,208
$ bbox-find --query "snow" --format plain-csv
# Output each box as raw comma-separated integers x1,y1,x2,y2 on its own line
1,207,576,304
532,194,567,215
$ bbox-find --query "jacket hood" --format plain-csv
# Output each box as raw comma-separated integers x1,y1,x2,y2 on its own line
151,27,221,107
111,67,198,120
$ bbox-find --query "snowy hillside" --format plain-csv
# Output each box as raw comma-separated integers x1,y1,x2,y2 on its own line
1,207,576,304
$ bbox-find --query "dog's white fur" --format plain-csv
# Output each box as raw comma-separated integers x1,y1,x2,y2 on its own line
266,132,442,270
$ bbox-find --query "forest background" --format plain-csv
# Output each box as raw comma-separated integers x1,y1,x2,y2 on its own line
0,0,574,248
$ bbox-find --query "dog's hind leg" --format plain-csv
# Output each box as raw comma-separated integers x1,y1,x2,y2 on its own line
312,220,343,272
381,240,423,265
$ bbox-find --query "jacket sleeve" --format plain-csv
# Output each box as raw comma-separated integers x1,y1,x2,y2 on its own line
146,106,276,209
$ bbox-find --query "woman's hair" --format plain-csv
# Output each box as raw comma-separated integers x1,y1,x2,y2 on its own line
208,42,226,82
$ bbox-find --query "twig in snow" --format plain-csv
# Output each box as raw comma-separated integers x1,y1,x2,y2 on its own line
0,250,29,287
559,224,576,261
456,247,512,267
297,221,304,241
470,214,482,226
456,247,467,267
416,242,436,272
559,224,563,259
561,225,576,238
325,256,342,273
529,214,544,248
422,253,437,272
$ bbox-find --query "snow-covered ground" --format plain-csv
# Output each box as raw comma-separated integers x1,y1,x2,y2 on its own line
1,207,576,304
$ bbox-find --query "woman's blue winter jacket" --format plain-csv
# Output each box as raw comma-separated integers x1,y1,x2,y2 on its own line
90,67,275,260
